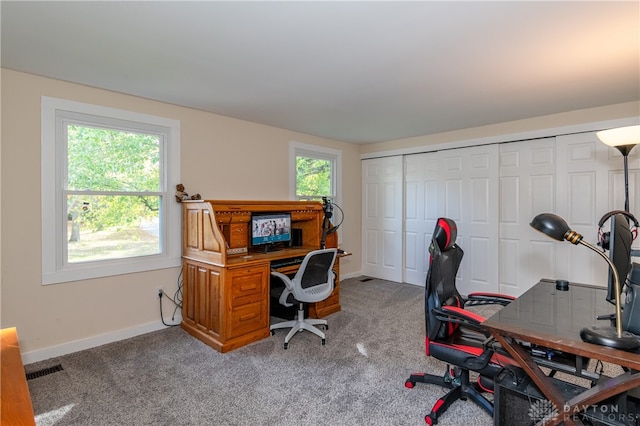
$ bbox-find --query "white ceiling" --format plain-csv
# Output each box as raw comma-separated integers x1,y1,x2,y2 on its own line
2,1,639,144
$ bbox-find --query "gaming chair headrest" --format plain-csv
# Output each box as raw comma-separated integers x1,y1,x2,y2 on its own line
433,218,458,251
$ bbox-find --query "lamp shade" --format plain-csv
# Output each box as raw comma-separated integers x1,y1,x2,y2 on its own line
596,125,640,149
529,213,571,242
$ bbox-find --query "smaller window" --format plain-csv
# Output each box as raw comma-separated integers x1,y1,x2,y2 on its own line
290,142,341,203
290,142,343,241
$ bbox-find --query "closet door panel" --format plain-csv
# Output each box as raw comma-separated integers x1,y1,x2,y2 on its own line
403,153,438,285
444,179,463,220
362,156,403,282
556,134,611,286
499,138,556,297
404,179,419,276
439,145,499,295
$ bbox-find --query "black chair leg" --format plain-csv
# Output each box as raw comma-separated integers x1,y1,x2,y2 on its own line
405,368,494,425
425,385,462,425
464,384,493,415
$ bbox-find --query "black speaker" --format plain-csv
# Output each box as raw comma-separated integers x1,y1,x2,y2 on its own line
292,228,303,247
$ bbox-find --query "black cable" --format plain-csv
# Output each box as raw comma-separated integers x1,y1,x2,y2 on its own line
158,268,184,326
594,359,604,376
171,268,184,321
328,202,344,234
158,292,180,327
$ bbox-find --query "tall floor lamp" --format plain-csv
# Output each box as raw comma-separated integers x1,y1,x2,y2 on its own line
596,124,640,212
530,213,640,350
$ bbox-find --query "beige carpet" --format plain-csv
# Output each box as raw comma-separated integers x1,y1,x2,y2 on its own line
24,277,616,425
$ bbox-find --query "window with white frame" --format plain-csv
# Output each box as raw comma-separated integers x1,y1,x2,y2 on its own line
290,142,341,203
290,141,343,240
41,97,181,284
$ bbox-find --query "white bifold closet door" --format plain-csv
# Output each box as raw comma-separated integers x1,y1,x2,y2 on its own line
362,156,403,282
498,137,556,297
402,144,499,295
404,152,439,286
365,131,639,296
555,132,640,287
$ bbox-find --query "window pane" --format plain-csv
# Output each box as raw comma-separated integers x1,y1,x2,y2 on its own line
296,156,332,198
67,124,160,192
67,194,160,263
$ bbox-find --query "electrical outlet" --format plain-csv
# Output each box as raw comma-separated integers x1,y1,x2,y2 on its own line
156,287,164,299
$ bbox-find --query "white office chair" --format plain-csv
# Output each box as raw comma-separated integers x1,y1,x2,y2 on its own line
270,248,337,349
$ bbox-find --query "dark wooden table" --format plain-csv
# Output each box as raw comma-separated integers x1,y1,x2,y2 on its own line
483,279,640,426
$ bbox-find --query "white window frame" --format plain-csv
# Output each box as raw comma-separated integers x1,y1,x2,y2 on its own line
41,97,181,285
290,141,342,206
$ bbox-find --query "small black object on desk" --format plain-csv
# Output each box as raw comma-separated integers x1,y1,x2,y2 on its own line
555,279,569,291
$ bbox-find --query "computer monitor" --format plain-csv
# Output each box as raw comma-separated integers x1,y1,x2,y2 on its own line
605,213,633,304
251,212,291,252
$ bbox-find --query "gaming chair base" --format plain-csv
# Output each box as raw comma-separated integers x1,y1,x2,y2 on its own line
405,368,493,425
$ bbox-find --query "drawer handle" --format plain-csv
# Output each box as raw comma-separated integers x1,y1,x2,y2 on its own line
240,284,257,291
240,312,257,321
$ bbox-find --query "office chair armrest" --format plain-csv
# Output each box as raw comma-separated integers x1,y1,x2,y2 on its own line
271,271,295,308
271,271,294,289
466,292,515,307
438,305,485,325
433,305,492,338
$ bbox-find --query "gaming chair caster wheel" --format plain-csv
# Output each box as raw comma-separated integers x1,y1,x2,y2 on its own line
324,324,329,330
283,342,288,350
270,330,275,336
425,414,435,425
321,338,326,345
404,380,415,389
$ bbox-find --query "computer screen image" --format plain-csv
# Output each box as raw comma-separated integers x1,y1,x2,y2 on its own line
251,213,292,250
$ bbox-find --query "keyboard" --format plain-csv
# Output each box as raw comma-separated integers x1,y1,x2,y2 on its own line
271,256,304,269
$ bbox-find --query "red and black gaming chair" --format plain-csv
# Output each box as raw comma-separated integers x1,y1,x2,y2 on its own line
405,218,516,425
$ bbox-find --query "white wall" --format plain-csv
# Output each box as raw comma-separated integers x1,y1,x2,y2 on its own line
360,101,640,158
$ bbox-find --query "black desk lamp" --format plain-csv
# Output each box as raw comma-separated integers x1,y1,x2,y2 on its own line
596,125,639,213
530,213,640,350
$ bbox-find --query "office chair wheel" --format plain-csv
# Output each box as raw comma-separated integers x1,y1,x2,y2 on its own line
270,330,275,336
283,342,289,350
425,414,435,425
404,379,415,389
322,338,326,345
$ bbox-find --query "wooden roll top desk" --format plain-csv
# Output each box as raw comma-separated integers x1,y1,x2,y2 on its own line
181,200,341,353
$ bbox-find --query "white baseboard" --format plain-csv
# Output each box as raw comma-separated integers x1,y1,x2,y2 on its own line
22,273,369,365
21,316,182,365
340,271,362,280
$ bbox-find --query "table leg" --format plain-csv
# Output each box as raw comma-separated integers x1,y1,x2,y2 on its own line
493,333,575,426
565,370,640,409
494,333,640,426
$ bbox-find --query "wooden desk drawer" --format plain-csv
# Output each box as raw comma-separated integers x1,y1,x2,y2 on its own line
229,223,248,248
229,300,268,337
228,266,268,302
226,265,269,338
